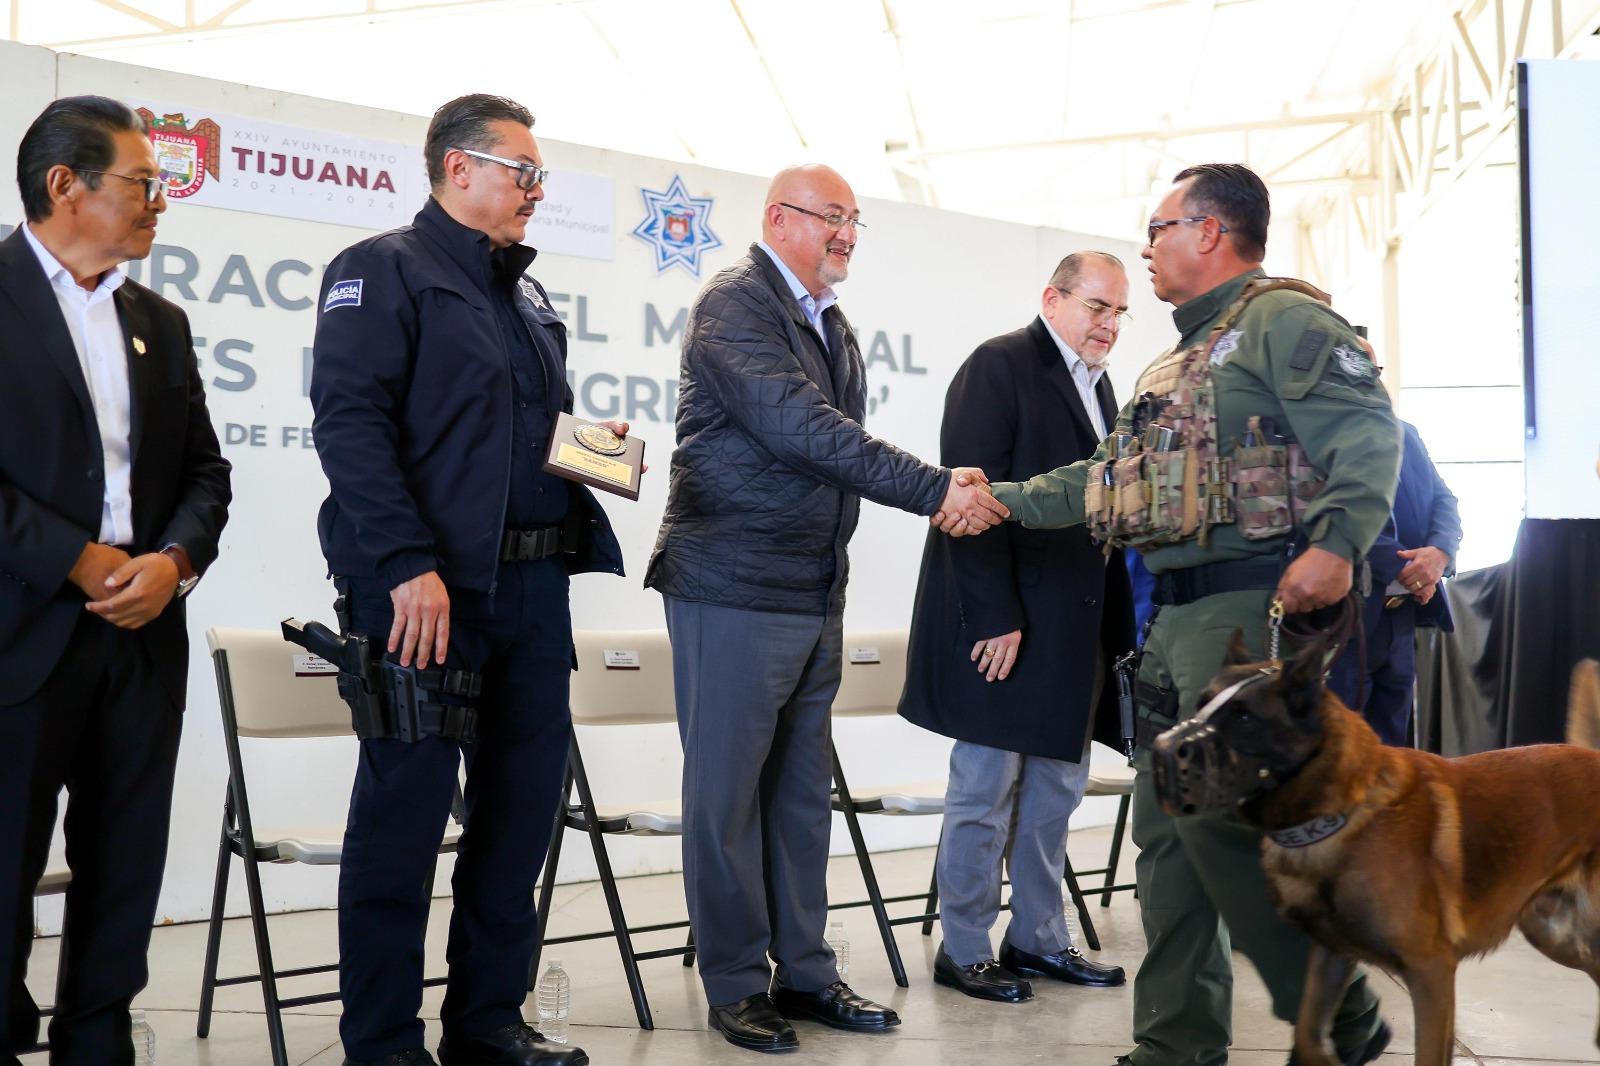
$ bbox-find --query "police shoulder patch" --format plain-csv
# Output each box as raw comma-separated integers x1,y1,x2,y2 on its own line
324,279,363,311
1332,342,1376,383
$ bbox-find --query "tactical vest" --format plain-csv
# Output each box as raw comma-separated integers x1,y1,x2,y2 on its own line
1084,277,1330,550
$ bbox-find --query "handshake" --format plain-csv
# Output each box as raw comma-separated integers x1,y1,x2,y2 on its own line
930,468,1009,537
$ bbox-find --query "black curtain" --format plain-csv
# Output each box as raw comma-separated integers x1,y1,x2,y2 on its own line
1416,518,1600,755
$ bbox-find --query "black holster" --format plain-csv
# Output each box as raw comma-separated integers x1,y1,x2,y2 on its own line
281,617,483,744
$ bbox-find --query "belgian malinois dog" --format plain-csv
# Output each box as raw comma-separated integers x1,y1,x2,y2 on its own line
1151,636,1600,1066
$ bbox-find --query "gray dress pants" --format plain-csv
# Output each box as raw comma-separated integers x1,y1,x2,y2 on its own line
936,740,1092,966
936,650,1102,967
664,596,843,1006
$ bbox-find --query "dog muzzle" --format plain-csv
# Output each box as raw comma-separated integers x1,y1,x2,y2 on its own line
1151,671,1277,817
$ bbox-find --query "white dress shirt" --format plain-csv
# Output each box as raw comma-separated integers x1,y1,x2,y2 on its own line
23,224,135,545
757,240,838,348
1038,314,1108,439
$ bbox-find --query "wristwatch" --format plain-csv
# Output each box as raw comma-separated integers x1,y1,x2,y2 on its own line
160,543,200,598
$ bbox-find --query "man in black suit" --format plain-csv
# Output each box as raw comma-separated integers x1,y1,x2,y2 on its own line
0,97,231,1065
900,252,1135,1002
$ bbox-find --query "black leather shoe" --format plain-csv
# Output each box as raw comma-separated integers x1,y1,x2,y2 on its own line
1000,941,1126,987
344,1051,438,1066
1286,1019,1392,1066
437,1022,588,1066
932,944,1033,1002
770,980,901,1032
708,992,799,1053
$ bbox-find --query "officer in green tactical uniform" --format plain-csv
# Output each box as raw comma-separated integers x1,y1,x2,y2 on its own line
934,164,1401,1066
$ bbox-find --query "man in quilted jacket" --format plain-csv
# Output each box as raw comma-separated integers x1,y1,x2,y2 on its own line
646,164,1006,1053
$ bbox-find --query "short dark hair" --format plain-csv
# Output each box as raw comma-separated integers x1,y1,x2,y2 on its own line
1172,163,1270,261
1048,250,1124,292
17,96,148,222
424,94,535,187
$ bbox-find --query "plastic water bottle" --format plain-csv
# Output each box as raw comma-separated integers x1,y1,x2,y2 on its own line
130,1009,155,1065
535,959,570,1045
826,919,850,980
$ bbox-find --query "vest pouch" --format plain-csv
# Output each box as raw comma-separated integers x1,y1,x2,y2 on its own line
1085,460,1116,541
1231,443,1293,540
1286,443,1325,526
1144,449,1197,541
1112,455,1151,537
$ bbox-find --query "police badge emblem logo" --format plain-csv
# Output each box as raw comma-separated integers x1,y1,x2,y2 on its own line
631,174,723,277
516,277,550,312
1333,343,1375,382
574,423,627,456
1210,329,1244,366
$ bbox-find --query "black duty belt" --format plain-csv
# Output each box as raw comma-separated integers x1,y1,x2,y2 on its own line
1151,557,1282,607
500,525,574,562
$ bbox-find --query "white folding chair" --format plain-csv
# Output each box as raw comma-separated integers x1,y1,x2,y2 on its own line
197,626,462,1066
531,629,686,1031
1080,758,1138,910
827,630,939,988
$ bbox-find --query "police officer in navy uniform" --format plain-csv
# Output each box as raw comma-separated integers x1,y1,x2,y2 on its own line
310,94,620,1066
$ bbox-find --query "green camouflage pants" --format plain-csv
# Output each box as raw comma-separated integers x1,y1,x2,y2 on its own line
1126,588,1383,1066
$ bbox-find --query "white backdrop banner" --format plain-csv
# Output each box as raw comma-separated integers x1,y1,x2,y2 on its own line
126,97,615,260
6,41,1165,927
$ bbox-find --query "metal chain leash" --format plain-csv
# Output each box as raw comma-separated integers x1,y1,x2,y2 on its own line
1267,598,1285,662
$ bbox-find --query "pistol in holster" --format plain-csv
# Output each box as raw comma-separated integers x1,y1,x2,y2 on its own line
281,617,483,744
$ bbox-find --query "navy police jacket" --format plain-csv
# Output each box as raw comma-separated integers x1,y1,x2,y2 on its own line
310,197,623,592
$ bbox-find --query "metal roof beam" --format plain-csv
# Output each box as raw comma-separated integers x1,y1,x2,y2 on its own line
888,109,1377,161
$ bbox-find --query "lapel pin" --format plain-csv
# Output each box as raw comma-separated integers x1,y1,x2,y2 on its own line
132,336,147,356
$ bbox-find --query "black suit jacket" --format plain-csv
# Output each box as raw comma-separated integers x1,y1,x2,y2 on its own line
0,228,231,707
899,317,1135,761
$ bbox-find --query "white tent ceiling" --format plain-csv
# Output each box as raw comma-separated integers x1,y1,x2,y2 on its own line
4,0,1598,247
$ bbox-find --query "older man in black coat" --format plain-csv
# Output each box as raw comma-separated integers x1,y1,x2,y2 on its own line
900,252,1135,1002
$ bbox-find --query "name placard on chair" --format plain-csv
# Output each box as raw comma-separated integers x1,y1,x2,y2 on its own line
602,649,641,670
847,647,882,665
292,654,339,677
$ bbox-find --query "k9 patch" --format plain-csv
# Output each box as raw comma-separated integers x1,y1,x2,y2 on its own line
1332,343,1376,383
324,279,363,311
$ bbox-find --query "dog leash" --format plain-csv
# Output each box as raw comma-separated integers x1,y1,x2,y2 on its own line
1266,598,1285,662
1265,591,1363,677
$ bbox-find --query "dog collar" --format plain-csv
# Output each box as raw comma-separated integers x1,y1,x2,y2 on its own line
1268,812,1349,848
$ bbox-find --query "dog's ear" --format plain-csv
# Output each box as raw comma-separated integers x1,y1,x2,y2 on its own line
1222,627,1253,667
1283,641,1328,716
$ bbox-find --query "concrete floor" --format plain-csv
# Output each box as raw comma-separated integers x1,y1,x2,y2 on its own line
19,825,1600,1065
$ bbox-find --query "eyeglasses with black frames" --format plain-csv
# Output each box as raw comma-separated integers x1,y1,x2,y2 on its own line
454,147,550,191
778,202,866,231
1146,215,1227,246
74,169,164,203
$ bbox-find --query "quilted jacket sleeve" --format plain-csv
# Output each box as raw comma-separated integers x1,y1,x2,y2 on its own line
691,279,951,516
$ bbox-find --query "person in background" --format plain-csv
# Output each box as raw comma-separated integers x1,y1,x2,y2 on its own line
1327,401,1461,746
899,251,1134,1003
